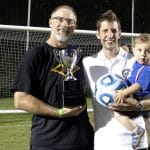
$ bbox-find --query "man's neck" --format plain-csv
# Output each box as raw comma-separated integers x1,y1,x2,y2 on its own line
102,47,119,59
47,38,66,48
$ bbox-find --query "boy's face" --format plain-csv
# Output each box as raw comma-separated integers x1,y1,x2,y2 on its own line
133,42,150,65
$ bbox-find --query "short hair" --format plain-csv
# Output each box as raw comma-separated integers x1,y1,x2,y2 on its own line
96,10,121,30
133,33,150,47
50,5,77,20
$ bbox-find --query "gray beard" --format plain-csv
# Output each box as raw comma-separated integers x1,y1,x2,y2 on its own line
56,34,69,42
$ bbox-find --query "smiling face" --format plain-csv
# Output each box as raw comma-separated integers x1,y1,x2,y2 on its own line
133,42,150,65
96,20,121,51
49,7,77,43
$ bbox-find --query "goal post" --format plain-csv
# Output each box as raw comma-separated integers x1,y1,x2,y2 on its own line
0,25,140,109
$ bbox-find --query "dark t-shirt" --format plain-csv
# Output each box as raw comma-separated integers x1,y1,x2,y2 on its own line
11,43,94,149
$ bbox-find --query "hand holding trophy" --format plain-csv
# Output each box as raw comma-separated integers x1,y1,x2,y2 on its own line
54,46,85,106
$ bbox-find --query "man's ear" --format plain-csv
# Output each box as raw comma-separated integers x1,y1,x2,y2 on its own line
96,30,100,39
119,30,121,39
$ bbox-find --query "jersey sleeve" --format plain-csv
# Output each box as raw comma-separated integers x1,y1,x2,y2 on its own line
136,69,150,92
10,48,41,96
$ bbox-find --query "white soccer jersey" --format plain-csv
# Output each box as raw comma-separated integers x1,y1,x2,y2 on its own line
83,48,148,150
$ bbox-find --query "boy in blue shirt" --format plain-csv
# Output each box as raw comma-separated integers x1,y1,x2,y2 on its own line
115,34,150,149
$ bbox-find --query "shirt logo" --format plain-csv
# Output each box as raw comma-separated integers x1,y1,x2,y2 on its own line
51,64,80,77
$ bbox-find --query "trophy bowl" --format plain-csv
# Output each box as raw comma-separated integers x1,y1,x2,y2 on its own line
59,48,78,81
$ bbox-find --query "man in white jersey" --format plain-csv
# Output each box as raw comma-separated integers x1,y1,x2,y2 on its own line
83,10,149,150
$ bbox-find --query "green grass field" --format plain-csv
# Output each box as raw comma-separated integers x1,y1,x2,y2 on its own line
0,98,94,150
0,98,31,150
0,98,149,150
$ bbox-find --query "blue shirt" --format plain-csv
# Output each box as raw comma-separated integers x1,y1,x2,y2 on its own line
128,61,150,99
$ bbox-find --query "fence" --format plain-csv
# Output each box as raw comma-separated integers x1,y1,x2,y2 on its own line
0,25,139,99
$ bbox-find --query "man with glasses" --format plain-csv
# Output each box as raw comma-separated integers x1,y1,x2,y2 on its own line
11,5,94,150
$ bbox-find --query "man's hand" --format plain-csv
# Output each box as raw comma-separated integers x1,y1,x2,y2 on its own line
109,97,138,111
59,105,86,118
14,92,86,118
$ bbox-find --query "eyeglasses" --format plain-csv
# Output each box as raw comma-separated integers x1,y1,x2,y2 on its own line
51,16,76,25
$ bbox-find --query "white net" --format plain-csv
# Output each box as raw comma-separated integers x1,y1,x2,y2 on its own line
0,25,138,98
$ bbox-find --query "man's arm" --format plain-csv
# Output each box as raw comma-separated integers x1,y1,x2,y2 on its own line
109,97,150,112
14,91,86,118
140,98,150,111
109,97,138,111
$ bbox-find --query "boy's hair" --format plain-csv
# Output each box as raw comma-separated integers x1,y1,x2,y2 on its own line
133,33,150,47
96,10,121,31
50,5,77,20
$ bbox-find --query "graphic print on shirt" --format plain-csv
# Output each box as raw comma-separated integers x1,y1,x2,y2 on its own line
51,63,80,78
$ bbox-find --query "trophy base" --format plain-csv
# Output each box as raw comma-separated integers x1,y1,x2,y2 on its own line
63,80,86,106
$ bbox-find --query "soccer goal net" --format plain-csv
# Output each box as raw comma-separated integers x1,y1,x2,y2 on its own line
0,25,139,99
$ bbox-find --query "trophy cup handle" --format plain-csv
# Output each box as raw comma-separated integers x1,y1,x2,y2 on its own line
76,48,82,63
54,49,64,68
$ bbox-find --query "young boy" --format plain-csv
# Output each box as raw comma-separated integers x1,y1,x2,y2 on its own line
114,33,150,149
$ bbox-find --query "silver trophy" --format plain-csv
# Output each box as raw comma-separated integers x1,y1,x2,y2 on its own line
54,47,84,106
59,48,78,81
54,47,81,81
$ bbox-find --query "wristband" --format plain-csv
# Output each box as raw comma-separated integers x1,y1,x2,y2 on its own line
57,108,64,118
